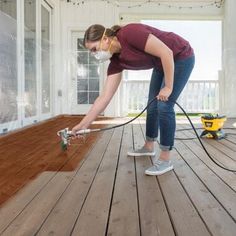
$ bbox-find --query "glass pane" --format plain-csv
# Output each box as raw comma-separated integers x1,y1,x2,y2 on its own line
89,54,98,65
77,64,88,79
77,51,88,64
89,79,99,91
89,65,100,77
77,38,85,50
78,92,88,104
41,5,51,114
77,79,88,91
89,92,99,104
0,0,17,19
24,0,37,118
0,1,18,124
76,37,100,105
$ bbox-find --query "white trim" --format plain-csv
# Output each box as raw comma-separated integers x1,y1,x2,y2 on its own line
40,0,53,120
17,0,24,128
120,13,224,24
22,0,38,126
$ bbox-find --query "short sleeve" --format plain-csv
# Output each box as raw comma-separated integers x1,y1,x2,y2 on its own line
107,59,123,76
123,24,151,51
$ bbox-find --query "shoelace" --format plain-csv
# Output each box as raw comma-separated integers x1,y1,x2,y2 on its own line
155,159,164,166
154,159,171,166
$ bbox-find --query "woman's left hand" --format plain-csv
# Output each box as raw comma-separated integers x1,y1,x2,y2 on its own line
156,86,172,101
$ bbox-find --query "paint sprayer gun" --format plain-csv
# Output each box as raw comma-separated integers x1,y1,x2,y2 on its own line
57,128,100,151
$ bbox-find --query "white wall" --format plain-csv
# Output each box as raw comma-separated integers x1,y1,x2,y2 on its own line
222,0,236,117
58,0,229,117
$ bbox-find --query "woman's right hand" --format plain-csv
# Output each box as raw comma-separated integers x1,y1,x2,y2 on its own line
71,73,122,139
71,124,84,139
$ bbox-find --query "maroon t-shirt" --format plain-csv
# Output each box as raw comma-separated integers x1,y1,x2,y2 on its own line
107,23,194,76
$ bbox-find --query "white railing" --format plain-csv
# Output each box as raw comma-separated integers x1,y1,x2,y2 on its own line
122,79,219,114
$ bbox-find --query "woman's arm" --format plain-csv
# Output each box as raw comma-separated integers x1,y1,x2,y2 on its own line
144,34,174,101
72,72,122,134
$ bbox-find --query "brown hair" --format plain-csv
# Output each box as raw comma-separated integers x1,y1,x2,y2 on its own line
83,24,121,47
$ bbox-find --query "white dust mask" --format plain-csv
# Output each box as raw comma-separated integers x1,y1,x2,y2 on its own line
93,28,113,62
94,50,112,62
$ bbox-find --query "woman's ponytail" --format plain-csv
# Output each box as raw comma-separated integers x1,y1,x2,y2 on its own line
110,25,121,36
83,24,121,46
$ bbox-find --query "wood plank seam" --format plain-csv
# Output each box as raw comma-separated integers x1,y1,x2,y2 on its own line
174,142,236,223
178,125,236,192
131,124,143,236
172,160,213,234
173,142,236,235
183,127,236,174
140,122,211,236
139,122,177,235
0,130,109,235
104,127,125,236
34,131,114,235
70,129,122,235
174,125,236,222
138,122,177,236
66,130,115,235
34,130,114,236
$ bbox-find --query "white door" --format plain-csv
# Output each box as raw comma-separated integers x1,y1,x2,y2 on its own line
70,31,103,114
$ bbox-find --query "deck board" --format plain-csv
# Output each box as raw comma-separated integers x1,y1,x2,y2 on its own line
133,124,175,236
0,116,236,236
106,125,140,236
70,128,123,236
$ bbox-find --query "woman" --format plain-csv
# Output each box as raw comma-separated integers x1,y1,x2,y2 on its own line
72,23,195,176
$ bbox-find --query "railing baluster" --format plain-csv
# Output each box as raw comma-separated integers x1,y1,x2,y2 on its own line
122,79,219,114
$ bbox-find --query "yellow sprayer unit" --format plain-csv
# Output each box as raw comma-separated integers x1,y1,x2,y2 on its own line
200,114,227,140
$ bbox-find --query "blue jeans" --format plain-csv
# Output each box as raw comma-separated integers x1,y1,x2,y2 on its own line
146,56,195,151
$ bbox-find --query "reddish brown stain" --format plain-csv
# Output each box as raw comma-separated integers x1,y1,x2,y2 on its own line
0,116,107,206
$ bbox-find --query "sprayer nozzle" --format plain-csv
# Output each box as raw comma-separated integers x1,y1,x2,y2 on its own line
57,128,71,151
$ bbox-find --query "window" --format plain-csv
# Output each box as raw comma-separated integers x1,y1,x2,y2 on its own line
76,38,100,104
0,0,18,124
24,0,37,118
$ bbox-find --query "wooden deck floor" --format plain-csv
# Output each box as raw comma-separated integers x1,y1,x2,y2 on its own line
0,116,236,236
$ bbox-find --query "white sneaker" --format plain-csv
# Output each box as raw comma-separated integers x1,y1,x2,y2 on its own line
127,146,155,157
145,159,173,176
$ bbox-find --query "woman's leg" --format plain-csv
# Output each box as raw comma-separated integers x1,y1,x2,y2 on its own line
146,56,195,175
127,68,164,156
159,56,195,155
145,68,164,150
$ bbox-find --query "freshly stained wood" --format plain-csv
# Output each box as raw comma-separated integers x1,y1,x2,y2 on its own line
0,116,105,206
